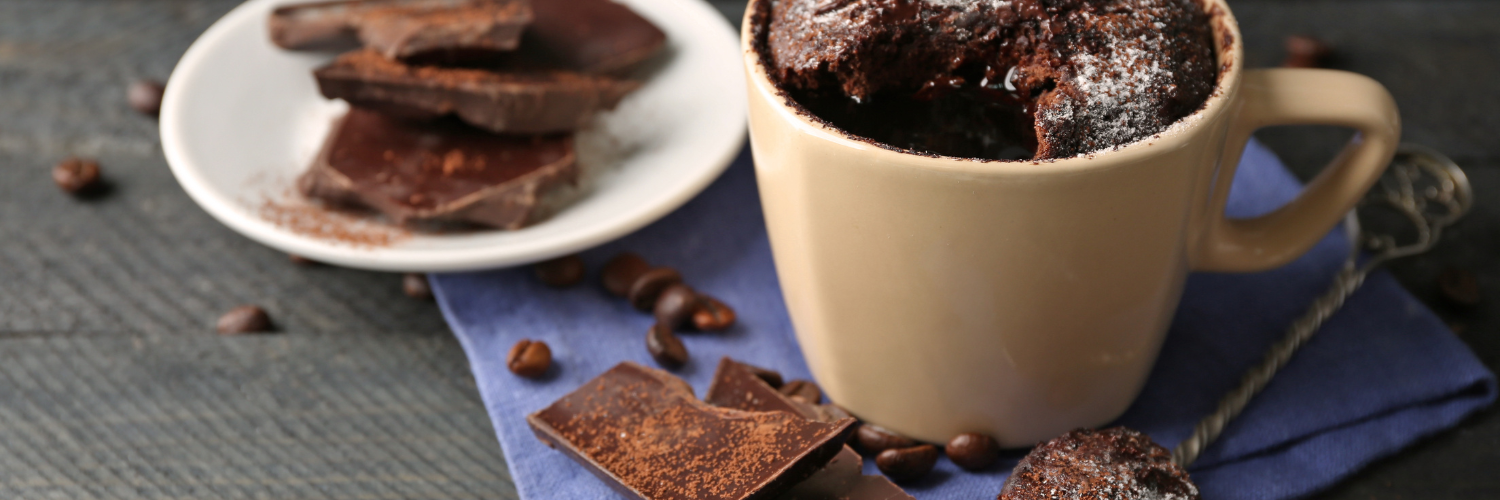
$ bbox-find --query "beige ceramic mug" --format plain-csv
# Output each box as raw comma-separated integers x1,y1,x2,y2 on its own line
743,0,1400,446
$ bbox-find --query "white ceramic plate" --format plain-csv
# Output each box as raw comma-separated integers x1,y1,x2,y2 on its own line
161,0,746,272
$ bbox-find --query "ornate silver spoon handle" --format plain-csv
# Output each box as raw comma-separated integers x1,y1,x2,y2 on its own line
1172,144,1473,468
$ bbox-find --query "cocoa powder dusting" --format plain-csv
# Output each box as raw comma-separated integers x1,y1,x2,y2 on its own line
258,198,411,248
530,363,855,500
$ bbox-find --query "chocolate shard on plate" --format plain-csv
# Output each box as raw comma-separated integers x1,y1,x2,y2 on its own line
528,362,858,500
705,358,913,500
269,0,532,60
297,108,577,229
315,49,640,133
513,0,667,74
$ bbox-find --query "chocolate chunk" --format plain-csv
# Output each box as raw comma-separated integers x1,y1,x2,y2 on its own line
1000,427,1199,500
52,157,101,195
403,273,434,299
646,322,689,369
217,305,272,334
602,252,651,297
855,425,916,454
653,283,701,328
1438,267,1481,307
780,379,822,404
534,254,586,287
707,358,913,500
692,294,737,331
783,446,916,500
127,79,165,117
297,108,578,229
628,267,683,311
506,0,667,74
269,0,532,60
945,433,1001,471
875,445,938,483
706,357,822,420
507,339,552,377
527,362,858,500
315,50,639,134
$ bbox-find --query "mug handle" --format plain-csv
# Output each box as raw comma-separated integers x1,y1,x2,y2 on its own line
1193,69,1401,272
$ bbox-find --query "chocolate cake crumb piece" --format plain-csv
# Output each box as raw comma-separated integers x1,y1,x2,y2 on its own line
297,108,578,229
528,362,857,500
762,0,1219,160
316,49,639,134
1000,427,1200,500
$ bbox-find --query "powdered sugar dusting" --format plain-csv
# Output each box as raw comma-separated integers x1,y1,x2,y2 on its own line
1034,0,1217,158
999,428,1200,500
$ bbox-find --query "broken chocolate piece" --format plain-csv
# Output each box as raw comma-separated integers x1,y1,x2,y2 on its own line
316,50,639,133
269,0,532,60
707,357,822,420
528,362,858,500
1000,427,1200,500
782,446,915,500
707,358,912,500
297,108,577,229
511,0,668,74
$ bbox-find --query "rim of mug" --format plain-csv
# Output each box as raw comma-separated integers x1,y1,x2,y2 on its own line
741,0,1245,175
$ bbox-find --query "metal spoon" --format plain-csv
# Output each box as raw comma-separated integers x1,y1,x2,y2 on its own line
1172,144,1474,467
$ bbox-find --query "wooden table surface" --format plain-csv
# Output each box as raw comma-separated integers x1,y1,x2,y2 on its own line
0,0,1494,498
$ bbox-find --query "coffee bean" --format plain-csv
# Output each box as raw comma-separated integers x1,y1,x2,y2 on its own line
817,403,854,422
876,444,939,482
534,254,586,287
654,283,701,328
404,273,434,300
857,424,917,453
217,305,271,334
52,157,101,195
692,295,736,331
507,339,552,378
628,267,683,311
602,252,650,297
747,365,784,389
1438,267,1481,307
646,322,689,369
780,379,822,404
1282,35,1330,68
945,433,1001,471
128,79,166,117
288,254,318,265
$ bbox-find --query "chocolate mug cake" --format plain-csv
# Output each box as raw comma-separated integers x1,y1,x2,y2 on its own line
755,0,1219,160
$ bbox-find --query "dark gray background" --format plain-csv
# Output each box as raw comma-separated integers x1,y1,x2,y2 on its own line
0,0,1495,498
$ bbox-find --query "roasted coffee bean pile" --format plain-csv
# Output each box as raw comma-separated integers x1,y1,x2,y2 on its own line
598,252,737,370
849,422,1003,481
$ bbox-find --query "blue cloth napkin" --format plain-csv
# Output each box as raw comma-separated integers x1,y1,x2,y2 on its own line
431,139,1496,500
